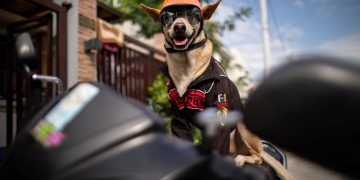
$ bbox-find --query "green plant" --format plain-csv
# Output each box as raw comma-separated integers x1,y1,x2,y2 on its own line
148,74,172,134
191,126,202,145
148,73,202,144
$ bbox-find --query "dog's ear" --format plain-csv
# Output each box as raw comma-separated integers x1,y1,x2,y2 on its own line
140,4,161,23
201,0,221,20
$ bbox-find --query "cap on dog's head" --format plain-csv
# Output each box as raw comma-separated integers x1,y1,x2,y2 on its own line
141,0,221,52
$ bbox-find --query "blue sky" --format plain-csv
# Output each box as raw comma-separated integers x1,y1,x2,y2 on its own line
213,0,360,81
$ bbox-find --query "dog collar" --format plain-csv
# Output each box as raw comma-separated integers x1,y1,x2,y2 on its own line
165,31,207,53
165,36,207,53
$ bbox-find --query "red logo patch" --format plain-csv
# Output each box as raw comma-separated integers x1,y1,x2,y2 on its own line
168,88,205,110
184,89,205,110
169,89,185,109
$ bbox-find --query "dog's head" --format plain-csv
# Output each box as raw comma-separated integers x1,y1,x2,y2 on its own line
141,0,221,51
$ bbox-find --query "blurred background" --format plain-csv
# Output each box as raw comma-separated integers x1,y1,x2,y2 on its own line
216,0,360,82
0,0,358,179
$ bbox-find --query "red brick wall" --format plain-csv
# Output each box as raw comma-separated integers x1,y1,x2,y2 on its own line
78,0,97,81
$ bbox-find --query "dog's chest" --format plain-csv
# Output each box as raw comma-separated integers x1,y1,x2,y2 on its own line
166,41,212,96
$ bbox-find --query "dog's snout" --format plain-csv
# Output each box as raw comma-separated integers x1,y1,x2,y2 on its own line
174,23,186,34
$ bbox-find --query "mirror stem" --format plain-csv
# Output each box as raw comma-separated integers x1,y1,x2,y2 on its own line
31,74,63,94
23,65,64,95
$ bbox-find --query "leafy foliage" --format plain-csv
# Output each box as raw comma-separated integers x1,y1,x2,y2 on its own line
99,0,162,37
147,74,172,133
236,71,251,88
148,74,203,144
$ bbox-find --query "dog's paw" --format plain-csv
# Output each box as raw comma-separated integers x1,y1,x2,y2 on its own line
234,155,246,167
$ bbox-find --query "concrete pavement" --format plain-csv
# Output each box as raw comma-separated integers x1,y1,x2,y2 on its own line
286,152,350,180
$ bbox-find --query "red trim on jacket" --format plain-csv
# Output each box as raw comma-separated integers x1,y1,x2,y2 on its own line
168,88,206,110
216,102,228,108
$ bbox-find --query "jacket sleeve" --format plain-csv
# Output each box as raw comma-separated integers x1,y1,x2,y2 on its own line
206,78,244,112
171,111,193,142
205,78,244,155
227,79,245,112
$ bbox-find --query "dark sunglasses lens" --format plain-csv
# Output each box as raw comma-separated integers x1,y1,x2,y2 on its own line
190,8,202,24
161,11,175,26
160,7,202,26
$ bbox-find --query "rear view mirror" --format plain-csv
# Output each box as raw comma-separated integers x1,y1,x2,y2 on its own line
15,32,37,71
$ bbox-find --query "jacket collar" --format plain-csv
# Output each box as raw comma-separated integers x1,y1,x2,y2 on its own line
163,57,227,88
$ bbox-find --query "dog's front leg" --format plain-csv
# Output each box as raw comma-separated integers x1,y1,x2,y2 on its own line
234,155,247,167
234,154,262,167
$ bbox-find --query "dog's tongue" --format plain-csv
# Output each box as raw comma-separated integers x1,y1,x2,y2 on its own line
174,37,188,46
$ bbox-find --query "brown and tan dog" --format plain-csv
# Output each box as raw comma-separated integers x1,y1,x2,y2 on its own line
141,0,216,97
141,1,294,179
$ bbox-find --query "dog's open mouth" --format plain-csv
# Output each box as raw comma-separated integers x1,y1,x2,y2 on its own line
173,35,189,46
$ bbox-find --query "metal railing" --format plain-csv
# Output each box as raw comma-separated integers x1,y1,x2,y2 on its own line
97,35,166,103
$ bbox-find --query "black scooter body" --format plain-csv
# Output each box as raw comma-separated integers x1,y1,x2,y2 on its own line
2,82,276,180
2,83,202,180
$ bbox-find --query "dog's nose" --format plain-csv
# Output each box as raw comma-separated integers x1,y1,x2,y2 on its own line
174,23,186,34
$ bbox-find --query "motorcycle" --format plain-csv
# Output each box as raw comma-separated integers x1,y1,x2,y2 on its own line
0,33,285,180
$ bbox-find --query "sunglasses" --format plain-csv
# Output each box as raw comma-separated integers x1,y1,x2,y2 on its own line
160,6,203,27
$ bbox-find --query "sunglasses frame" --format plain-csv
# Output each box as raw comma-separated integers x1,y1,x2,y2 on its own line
160,5,203,27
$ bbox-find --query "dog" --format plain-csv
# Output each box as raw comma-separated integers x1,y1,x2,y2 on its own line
141,0,215,97
141,1,294,179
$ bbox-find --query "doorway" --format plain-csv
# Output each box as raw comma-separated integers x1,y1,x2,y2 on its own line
0,0,67,149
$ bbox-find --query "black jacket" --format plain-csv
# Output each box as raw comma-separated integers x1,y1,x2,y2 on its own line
165,57,245,155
